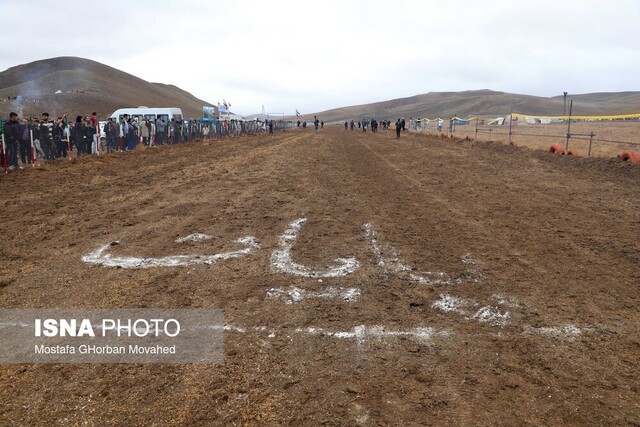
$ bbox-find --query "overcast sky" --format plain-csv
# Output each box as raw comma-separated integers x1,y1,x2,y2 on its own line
1,0,639,115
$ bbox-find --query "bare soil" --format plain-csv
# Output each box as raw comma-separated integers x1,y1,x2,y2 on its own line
417,120,640,158
0,126,639,426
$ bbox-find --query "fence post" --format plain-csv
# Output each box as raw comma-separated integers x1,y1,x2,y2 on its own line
489,128,492,140
588,132,595,157
565,99,573,150
475,113,478,140
508,108,513,144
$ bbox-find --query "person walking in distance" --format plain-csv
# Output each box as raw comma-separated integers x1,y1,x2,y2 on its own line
395,118,402,139
314,116,320,133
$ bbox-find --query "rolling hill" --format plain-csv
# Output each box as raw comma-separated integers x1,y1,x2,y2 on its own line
309,90,640,123
0,57,214,119
2,57,640,123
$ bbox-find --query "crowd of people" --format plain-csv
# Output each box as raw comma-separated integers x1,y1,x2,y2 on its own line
0,110,297,172
1,109,420,173
342,118,407,138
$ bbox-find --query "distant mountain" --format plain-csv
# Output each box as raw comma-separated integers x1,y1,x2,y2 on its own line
309,90,640,123
0,56,214,119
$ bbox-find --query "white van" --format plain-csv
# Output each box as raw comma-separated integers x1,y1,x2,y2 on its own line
109,107,183,127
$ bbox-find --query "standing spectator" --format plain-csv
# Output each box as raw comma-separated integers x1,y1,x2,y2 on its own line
88,112,98,154
127,118,137,150
190,120,197,141
401,117,406,132
84,118,95,155
104,118,117,152
31,118,44,159
139,118,151,147
119,115,130,151
40,112,55,159
313,116,319,133
64,116,71,150
395,118,402,139
437,118,443,133
170,119,177,143
149,119,156,146
54,117,67,158
4,112,22,170
73,116,84,155
20,118,32,166
156,118,166,145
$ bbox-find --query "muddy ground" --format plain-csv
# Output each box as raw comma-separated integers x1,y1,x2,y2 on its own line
0,126,639,426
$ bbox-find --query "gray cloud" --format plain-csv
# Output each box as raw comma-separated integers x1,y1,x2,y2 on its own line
1,0,639,115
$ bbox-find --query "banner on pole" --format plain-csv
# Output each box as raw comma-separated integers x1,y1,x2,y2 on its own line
203,106,217,119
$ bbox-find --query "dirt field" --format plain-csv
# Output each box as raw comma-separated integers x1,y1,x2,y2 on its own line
1,126,639,426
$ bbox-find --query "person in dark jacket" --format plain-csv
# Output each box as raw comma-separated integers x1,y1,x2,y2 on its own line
73,116,84,156
4,112,22,170
40,112,55,159
395,118,402,139
20,118,32,166
104,118,117,152
54,117,67,158
127,119,137,150
84,119,95,154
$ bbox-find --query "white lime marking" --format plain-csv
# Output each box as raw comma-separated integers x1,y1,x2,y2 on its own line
270,218,359,277
82,236,259,268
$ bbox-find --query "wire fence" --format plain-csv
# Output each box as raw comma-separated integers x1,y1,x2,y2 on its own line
410,107,640,158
